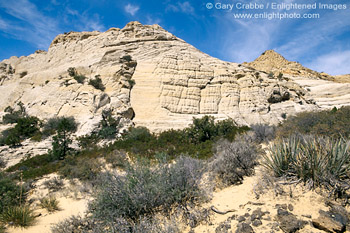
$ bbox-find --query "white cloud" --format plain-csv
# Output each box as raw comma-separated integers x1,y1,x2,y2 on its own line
178,2,194,14
0,17,9,30
146,16,161,25
0,0,59,49
66,9,105,32
167,1,195,15
124,3,140,16
306,50,350,75
0,0,105,50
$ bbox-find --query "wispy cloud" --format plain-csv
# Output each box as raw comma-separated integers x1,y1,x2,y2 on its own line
146,16,161,25
65,8,105,31
0,0,105,50
307,50,350,75
0,17,9,30
167,1,195,15
0,0,59,49
124,3,140,16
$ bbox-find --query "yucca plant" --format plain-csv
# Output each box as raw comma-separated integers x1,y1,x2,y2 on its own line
0,205,36,227
263,135,300,177
264,134,350,188
40,196,60,213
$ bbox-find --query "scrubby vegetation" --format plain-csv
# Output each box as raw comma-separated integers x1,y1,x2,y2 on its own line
88,75,105,91
211,133,260,187
276,106,350,139
40,196,60,213
90,156,209,225
67,67,86,84
5,106,350,231
0,205,36,227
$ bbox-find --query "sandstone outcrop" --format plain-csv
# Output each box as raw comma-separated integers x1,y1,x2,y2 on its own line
0,21,348,135
243,50,334,80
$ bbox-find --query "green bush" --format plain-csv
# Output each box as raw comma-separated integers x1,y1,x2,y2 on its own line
88,76,105,91
0,173,21,214
90,156,209,224
73,75,86,84
6,153,60,180
48,117,78,160
0,205,36,227
67,67,76,77
59,156,101,181
277,106,350,139
263,135,350,188
2,102,26,124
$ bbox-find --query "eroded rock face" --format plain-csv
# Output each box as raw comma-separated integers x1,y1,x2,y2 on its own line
243,50,334,80
0,21,341,134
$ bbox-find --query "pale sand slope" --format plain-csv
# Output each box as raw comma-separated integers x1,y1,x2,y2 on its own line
7,174,90,233
194,165,343,233
6,167,349,232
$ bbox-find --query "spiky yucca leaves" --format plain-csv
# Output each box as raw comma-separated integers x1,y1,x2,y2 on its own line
262,135,300,177
263,135,350,187
0,205,36,227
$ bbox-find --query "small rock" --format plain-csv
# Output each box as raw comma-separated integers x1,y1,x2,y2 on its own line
251,208,264,221
312,209,347,233
287,204,294,212
215,221,231,233
237,216,246,222
236,222,254,233
252,219,263,227
276,208,307,233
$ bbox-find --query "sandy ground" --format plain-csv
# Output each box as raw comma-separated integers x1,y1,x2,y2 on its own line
193,166,335,233
5,165,349,233
6,174,91,233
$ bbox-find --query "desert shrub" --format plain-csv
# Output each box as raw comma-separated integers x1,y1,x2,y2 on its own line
88,76,105,91
211,133,260,186
73,75,86,84
48,117,78,160
77,134,100,149
0,157,5,168
90,156,209,225
51,215,104,233
124,126,153,142
250,123,276,143
0,173,21,214
59,156,101,181
263,135,350,188
1,115,40,146
186,116,249,143
98,110,121,139
67,67,76,77
2,102,26,124
6,153,60,180
0,205,36,227
43,177,64,192
277,106,350,139
52,215,179,233
105,150,128,168
40,196,60,212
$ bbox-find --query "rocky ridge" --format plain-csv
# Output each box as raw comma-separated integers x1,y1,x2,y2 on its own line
243,50,334,80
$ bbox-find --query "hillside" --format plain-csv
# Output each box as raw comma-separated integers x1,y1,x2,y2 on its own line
0,22,323,135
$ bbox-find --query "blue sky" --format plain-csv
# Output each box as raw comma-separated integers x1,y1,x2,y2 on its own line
0,0,349,75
